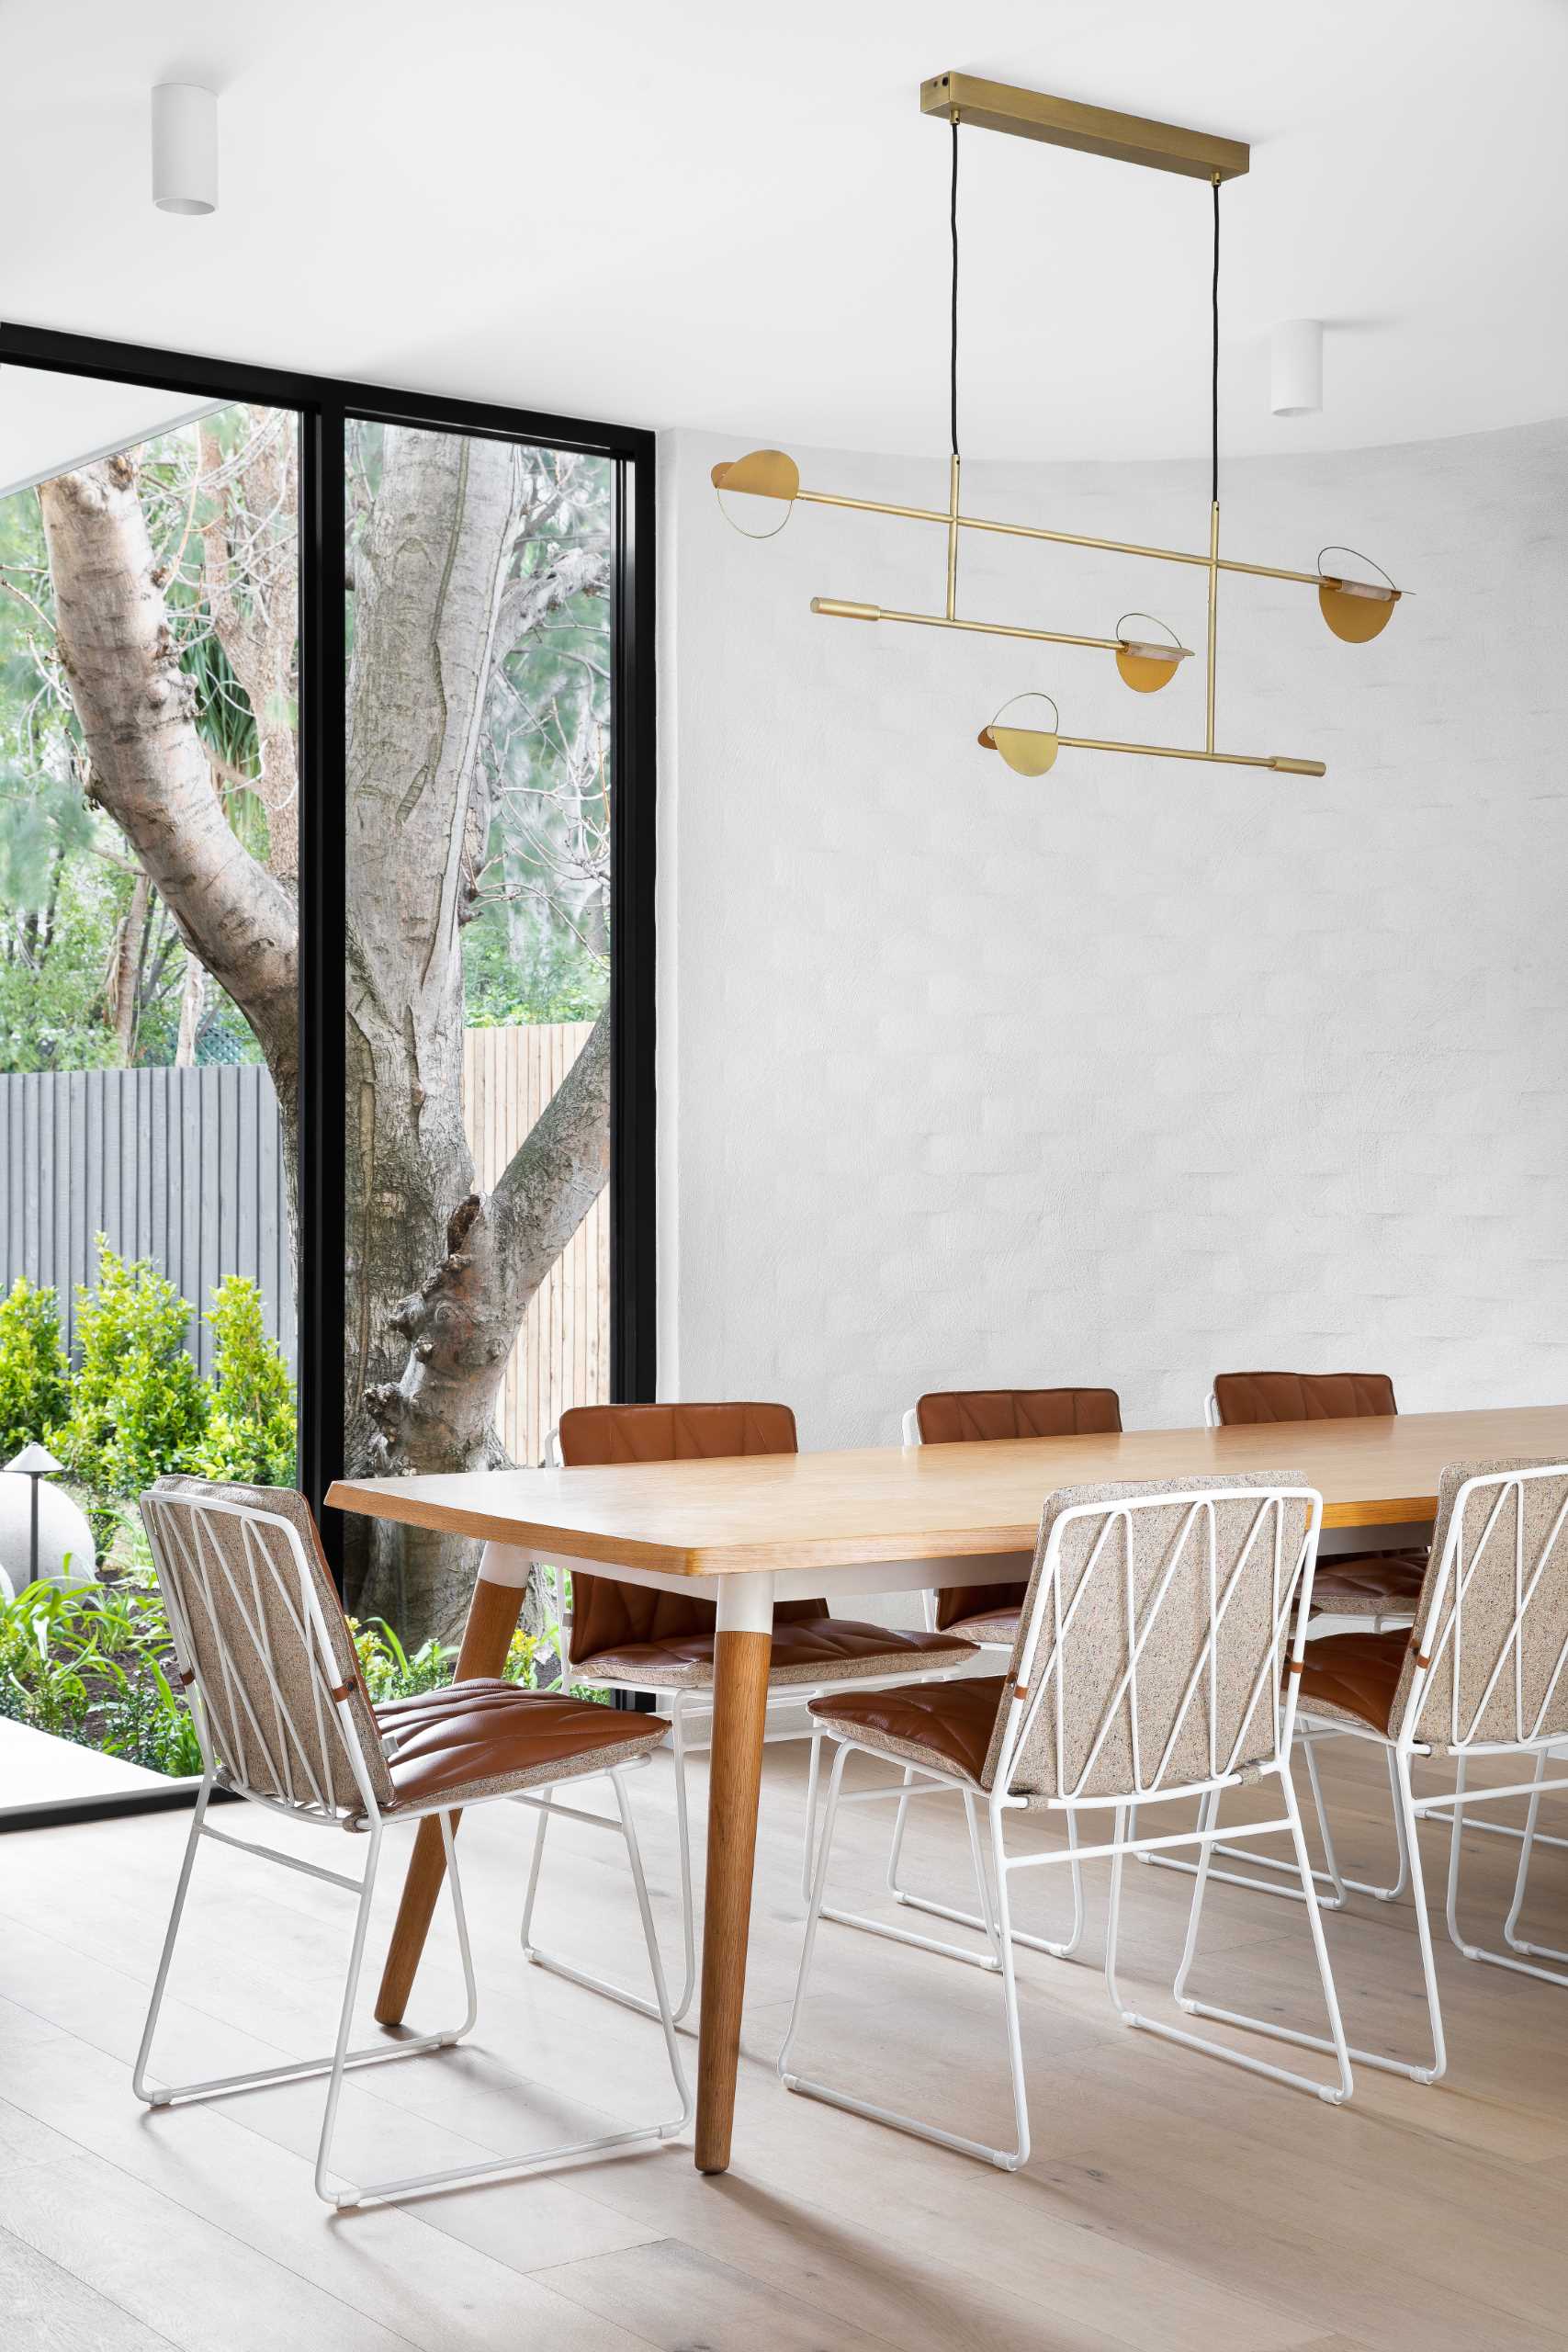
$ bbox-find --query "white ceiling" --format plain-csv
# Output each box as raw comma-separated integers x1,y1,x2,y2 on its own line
0,369,221,500
4,1,1566,461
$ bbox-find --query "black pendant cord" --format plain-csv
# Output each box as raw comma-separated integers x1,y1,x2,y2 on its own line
1210,175,1221,506
950,115,961,461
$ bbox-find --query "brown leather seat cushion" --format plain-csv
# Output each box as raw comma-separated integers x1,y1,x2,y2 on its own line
1296,1632,1406,1736
372,1680,669,1813
1213,1371,1398,1425
808,1676,1007,1788
578,1618,973,1692
1310,1552,1427,1615
917,1387,1122,1634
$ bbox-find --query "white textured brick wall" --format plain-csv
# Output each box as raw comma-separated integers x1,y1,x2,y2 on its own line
657,419,1568,1453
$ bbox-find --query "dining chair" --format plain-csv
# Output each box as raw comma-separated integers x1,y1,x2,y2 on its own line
874,1387,1122,1963
1210,1372,1427,1627
1225,1454,1568,2085
135,1476,691,2209
1163,1368,1430,1911
779,1473,1351,2169
522,1402,974,2024
906,1387,1125,1647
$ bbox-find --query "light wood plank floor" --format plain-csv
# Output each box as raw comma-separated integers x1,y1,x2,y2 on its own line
5,1727,1568,2351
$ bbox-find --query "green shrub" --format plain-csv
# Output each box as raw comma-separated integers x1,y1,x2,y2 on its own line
55,1238,209,1499
0,1276,71,1457
192,1275,296,1486
347,1615,547,1703
349,1615,455,1703
0,1554,203,1775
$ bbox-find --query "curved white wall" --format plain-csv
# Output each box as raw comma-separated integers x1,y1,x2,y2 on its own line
657,419,1568,1448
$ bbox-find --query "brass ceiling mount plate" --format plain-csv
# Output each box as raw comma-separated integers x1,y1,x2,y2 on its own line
920,73,1250,183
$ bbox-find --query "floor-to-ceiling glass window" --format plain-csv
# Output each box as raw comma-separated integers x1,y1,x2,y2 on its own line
340,421,616,1663
0,372,300,1812
0,332,654,1823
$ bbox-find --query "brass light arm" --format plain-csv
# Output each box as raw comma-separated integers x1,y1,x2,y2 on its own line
1057,736,1326,777
792,485,1349,594
811,596,1123,653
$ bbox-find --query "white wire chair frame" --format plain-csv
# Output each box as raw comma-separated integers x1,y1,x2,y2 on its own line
520,1425,976,2025
1132,1379,1421,1913
1182,1459,1568,2087
779,1479,1352,2169
850,1402,1084,1973
135,1484,691,2209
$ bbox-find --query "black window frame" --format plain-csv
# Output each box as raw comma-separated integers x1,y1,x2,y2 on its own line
0,320,657,1826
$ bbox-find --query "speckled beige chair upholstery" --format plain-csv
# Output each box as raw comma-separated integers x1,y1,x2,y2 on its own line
521,1403,972,2027
780,1473,1351,2168
133,1477,690,2209
1271,1457,1568,2086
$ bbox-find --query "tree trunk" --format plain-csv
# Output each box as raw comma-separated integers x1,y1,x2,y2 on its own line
42,434,615,1644
198,415,301,883
342,426,525,1627
359,1007,610,1629
107,870,150,1063
39,455,300,1178
174,952,205,1067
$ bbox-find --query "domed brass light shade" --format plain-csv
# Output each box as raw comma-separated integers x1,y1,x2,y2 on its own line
1113,612,1192,693
1316,547,1401,644
711,448,800,538
978,692,1059,777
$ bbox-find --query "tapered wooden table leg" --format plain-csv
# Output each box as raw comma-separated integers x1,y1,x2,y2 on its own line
373,1547,529,2027
695,1573,775,2174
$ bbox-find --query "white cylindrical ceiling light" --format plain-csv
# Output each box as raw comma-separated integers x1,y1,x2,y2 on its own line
152,84,218,216
1270,318,1323,416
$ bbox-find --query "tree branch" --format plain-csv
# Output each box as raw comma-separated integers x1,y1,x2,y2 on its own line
38,458,299,1085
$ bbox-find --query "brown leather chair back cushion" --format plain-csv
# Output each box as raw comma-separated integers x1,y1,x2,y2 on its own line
916,1387,1123,1631
557,1402,818,1662
1213,1371,1397,1426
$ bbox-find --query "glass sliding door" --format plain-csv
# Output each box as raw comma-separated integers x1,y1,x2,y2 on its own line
0,317,655,1822
340,420,616,1658
0,373,300,1811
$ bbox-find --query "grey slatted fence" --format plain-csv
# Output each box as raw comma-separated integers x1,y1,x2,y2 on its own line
0,1064,294,1380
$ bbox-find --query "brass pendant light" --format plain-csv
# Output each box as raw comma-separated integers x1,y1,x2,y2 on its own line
1316,547,1400,642
1114,614,1192,693
714,73,1405,781
978,693,1059,775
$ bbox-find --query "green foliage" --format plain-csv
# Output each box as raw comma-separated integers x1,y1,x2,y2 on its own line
349,1616,455,1703
462,915,608,1026
55,1238,209,1498
348,1613,547,1704
99,1671,206,1776
0,845,130,1073
193,1276,296,1486
0,1550,201,1774
0,1276,70,1455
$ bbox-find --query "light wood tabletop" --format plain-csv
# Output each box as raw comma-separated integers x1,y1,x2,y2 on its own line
328,1402,1568,1573
327,1399,1568,2179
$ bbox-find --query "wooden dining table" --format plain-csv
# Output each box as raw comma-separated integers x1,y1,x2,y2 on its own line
327,1399,1568,2175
